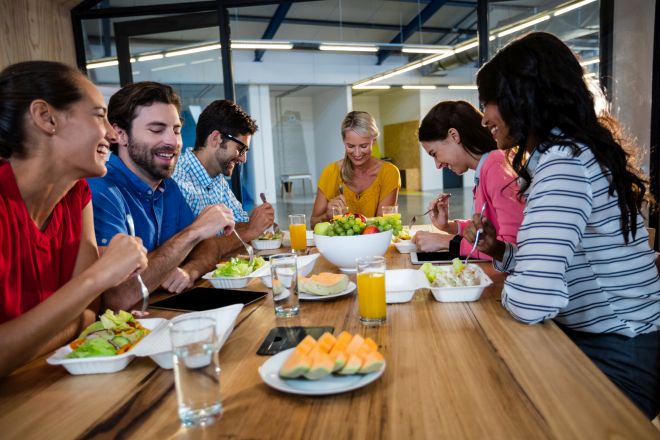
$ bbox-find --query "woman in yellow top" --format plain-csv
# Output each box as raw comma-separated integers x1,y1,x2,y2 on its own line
311,111,400,227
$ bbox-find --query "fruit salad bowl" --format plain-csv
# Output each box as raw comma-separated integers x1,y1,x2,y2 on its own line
314,230,392,272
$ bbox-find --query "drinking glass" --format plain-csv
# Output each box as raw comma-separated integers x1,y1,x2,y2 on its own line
269,253,300,317
356,256,387,326
170,316,222,427
382,205,398,217
331,205,349,220
288,214,307,255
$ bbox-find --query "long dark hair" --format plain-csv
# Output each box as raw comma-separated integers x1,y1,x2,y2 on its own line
477,32,648,243
0,61,83,159
418,100,497,156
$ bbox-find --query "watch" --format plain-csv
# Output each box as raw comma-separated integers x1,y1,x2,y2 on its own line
449,234,463,259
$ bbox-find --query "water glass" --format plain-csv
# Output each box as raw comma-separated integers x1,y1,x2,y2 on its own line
288,214,307,255
331,205,349,219
356,256,387,326
382,205,398,217
170,317,222,427
269,253,300,317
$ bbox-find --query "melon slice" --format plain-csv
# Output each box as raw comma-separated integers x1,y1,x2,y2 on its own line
359,351,385,374
337,353,363,375
299,272,349,296
279,350,311,378
345,334,365,355
314,332,337,353
304,350,334,380
295,335,317,355
328,347,347,372
335,331,352,347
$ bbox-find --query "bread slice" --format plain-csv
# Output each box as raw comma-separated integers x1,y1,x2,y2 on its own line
299,273,349,296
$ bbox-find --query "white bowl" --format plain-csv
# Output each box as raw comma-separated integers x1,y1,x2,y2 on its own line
428,265,493,302
393,240,417,254
313,230,392,272
202,273,251,289
260,254,320,288
251,238,282,250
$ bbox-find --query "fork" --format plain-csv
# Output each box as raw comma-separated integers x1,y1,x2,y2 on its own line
234,229,255,266
464,202,487,265
126,213,150,317
410,193,452,228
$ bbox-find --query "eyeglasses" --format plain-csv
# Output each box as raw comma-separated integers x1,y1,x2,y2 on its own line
222,132,250,157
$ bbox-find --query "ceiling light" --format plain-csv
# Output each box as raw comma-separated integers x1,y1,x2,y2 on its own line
151,63,185,72
421,51,455,65
130,58,136,63
554,0,597,17
497,15,550,38
352,85,391,90
165,44,221,58
137,54,164,62
86,60,118,69
579,58,600,67
402,85,437,90
448,85,478,90
402,46,453,55
231,42,293,50
319,44,378,52
453,41,479,54
190,58,215,65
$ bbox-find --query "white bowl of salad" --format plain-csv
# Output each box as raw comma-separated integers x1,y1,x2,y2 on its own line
251,230,282,250
203,256,268,289
420,259,493,302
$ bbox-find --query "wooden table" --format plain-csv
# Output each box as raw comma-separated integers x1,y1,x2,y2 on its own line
0,247,657,439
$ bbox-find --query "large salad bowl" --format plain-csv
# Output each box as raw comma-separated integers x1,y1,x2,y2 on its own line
314,230,392,272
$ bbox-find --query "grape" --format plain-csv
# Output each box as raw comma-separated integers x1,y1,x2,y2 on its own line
352,224,361,233
346,229,354,236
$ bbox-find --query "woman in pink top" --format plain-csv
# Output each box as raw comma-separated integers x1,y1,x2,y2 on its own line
413,101,523,260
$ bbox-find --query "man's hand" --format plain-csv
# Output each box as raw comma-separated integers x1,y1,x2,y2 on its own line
191,204,235,240
245,202,275,241
161,267,194,293
412,231,452,252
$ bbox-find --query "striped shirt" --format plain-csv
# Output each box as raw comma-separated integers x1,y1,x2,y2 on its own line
494,139,660,336
172,149,249,222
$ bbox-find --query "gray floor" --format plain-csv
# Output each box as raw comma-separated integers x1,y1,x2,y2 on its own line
274,187,473,228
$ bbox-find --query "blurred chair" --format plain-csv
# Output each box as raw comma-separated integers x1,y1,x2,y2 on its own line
280,173,313,197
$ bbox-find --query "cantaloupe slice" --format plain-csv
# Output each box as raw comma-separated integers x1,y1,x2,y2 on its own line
335,331,352,347
363,337,378,352
279,350,311,378
337,353,363,375
359,351,385,374
329,348,347,372
314,332,337,353
299,273,349,296
295,335,317,355
304,350,334,380
345,334,365,355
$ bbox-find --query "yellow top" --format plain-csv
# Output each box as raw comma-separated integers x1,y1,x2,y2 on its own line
317,160,401,217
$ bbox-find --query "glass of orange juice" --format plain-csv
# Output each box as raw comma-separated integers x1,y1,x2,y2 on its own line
356,256,386,326
331,205,349,220
288,214,307,255
382,205,398,217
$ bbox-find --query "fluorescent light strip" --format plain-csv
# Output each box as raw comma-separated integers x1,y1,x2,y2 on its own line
86,60,118,69
231,42,293,50
352,85,391,90
319,44,378,52
190,58,215,65
151,63,185,72
579,58,600,67
497,15,550,38
421,51,455,65
402,48,452,55
130,58,136,63
554,0,597,17
165,44,221,58
454,41,479,54
402,85,437,90
138,54,164,62
448,85,478,90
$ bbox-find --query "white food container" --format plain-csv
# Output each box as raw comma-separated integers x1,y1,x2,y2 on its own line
260,253,320,288
202,262,271,289
427,265,493,302
250,237,282,250
385,269,427,303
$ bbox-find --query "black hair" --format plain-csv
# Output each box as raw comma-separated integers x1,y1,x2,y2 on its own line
194,100,257,150
0,61,84,158
418,100,497,157
477,31,648,243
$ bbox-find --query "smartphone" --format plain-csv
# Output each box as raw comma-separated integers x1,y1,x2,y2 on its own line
257,326,335,355
410,251,454,264
150,287,266,312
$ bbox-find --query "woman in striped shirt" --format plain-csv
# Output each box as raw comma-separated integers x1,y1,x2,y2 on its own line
469,32,659,418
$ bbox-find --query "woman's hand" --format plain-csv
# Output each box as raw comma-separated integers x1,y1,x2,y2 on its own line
325,195,347,219
428,193,451,231
412,231,452,252
95,234,148,288
463,215,505,261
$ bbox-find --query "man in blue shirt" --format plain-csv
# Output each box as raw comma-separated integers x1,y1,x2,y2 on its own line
172,100,274,239
88,82,235,310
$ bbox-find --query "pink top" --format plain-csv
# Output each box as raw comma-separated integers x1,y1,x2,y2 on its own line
455,150,524,260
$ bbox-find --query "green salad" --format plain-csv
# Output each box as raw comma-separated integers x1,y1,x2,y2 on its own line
212,256,266,277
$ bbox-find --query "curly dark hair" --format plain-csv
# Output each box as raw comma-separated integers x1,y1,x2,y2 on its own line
476,31,648,243
0,61,84,158
418,100,497,156
194,100,257,150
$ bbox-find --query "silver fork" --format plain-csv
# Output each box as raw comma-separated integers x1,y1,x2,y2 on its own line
410,193,452,228
464,202,487,265
126,213,150,316
233,229,255,266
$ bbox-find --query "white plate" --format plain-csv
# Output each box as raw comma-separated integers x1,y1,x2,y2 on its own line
298,281,356,301
258,348,385,396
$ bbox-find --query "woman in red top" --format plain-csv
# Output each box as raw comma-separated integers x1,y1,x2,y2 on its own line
0,61,148,377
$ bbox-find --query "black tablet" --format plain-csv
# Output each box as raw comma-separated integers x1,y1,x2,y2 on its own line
150,287,266,312
257,326,335,355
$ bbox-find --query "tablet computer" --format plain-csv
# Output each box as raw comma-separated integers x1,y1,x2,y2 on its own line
150,287,267,312
257,326,335,355
410,251,454,264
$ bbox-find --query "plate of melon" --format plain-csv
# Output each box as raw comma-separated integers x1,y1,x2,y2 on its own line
298,273,356,301
258,331,385,396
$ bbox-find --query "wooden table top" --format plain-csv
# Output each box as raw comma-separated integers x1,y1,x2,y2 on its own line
0,246,657,439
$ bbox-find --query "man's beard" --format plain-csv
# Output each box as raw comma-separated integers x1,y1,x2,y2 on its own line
127,139,179,181
219,158,236,177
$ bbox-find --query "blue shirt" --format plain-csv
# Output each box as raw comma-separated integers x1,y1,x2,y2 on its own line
88,154,195,252
172,149,249,222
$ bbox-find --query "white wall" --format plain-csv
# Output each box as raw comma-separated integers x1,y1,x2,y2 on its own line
312,87,352,180
247,85,277,203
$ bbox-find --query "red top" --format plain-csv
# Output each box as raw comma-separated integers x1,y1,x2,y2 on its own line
0,161,91,323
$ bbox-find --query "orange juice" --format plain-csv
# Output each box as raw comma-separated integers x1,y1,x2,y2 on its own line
357,272,386,323
289,223,307,252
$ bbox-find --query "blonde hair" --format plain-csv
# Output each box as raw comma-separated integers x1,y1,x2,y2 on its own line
340,111,379,182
